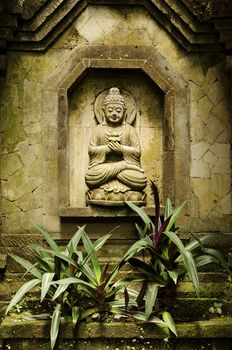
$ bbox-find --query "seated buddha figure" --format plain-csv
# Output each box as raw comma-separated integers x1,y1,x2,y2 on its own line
85,87,147,205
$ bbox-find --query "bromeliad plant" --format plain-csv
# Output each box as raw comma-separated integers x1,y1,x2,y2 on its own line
125,181,232,322
6,224,176,349
6,225,144,349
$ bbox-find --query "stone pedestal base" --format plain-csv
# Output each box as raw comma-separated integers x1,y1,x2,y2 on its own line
86,189,146,206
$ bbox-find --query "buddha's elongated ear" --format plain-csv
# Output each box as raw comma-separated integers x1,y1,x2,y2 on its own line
94,90,108,124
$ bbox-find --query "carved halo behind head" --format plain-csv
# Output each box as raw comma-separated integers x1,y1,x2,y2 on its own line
94,87,137,125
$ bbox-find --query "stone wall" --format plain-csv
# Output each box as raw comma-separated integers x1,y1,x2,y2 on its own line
0,5,231,268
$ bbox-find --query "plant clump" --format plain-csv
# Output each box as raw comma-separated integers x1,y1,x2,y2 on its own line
6,182,232,349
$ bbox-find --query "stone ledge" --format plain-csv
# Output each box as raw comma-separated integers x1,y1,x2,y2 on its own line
59,206,160,217
1,317,232,339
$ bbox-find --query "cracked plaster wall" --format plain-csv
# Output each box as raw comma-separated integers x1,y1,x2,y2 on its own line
0,5,231,242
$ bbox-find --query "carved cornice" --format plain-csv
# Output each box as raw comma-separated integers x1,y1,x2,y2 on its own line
0,0,230,52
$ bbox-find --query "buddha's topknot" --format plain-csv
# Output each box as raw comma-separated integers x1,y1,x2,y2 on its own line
104,87,125,108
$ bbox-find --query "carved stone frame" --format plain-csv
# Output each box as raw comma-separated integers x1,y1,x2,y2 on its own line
42,46,189,219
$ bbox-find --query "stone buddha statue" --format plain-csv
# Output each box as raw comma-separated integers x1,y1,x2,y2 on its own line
85,87,147,206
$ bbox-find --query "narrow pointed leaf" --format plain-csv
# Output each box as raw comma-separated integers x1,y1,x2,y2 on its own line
162,311,177,336
81,231,101,284
72,306,80,326
27,243,50,258
34,223,60,253
77,263,97,285
51,304,61,350
52,277,95,301
34,255,54,273
195,255,218,268
121,238,149,261
151,181,160,234
164,198,173,220
93,233,112,251
145,283,158,320
167,270,179,284
164,231,186,255
53,251,78,268
125,201,154,229
165,201,186,233
153,216,171,248
105,265,121,288
66,226,85,255
6,279,40,314
164,231,200,292
53,277,94,289
182,251,200,293
128,258,166,285
79,308,98,320
130,311,165,326
9,254,42,279
112,274,145,288
52,284,70,301
185,233,222,252
203,247,232,278
41,272,55,302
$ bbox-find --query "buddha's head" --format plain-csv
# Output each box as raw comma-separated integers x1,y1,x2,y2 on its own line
103,87,125,125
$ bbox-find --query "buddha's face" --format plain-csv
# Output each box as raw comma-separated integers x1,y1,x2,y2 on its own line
103,103,124,125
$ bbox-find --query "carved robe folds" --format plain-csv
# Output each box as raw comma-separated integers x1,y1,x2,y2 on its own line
85,87,147,206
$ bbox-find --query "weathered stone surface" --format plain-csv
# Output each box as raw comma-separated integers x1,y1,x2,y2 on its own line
212,158,231,175
189,82,203,102
0,3,231,267
1,127,28,155
191,160,210,178
216,193,232,215
211,98,230,124
211,174,231,198
1,154,23,179
202,150,218,170
191,142,208,161
199,191,219,220
205,115,226,143
197,95,213,124
178,54,205,85
207,81,225,106
210,143,230,159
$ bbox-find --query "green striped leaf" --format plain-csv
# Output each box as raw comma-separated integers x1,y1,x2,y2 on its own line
6,279,40,314
162,311,177,336
41,272,55,302
34,223,60,254
125,201,154,229
51,304,61,350
9,254,42,279
145,283,158,320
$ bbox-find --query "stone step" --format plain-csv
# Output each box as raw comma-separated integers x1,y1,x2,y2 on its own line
1,317,232,350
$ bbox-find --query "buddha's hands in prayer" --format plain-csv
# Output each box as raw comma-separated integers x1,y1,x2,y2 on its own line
105,132,123,154
107,140,123,154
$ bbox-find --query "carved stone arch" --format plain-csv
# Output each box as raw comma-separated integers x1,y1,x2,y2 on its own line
42,45,190,219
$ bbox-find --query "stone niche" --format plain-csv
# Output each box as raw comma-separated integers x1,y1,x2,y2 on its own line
43,46,189,224
68,69,164,209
